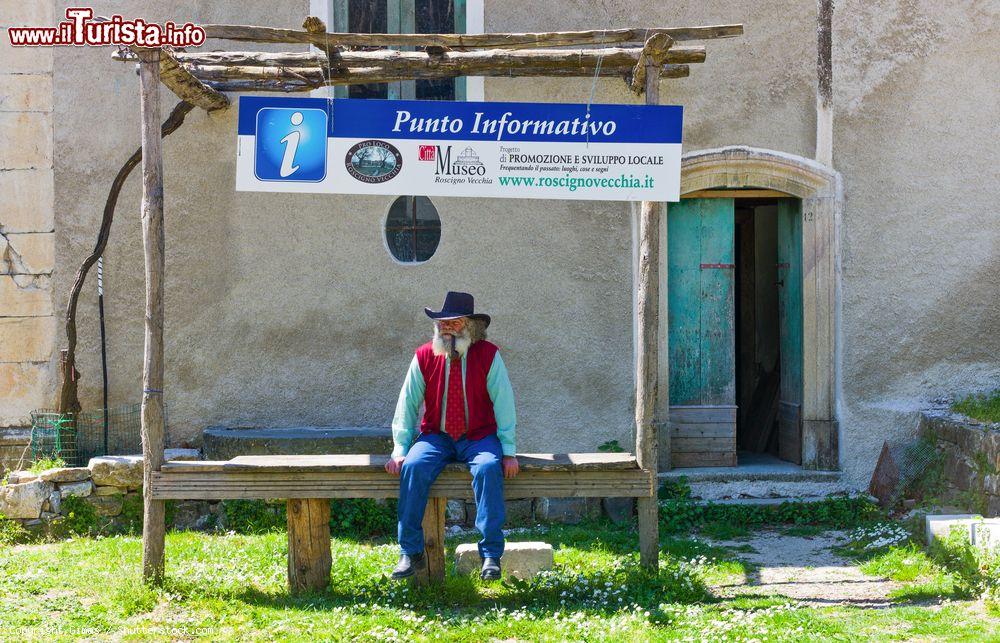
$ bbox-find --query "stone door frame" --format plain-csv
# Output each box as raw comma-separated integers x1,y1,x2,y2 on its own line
656,145,843,470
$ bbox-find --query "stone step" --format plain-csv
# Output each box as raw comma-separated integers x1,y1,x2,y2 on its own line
202,426,393,461
681,479,855,501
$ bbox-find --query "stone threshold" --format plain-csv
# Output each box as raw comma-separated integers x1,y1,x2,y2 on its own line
659,454,841,484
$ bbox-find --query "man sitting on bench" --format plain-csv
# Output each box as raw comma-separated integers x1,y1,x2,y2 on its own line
385,291,519,581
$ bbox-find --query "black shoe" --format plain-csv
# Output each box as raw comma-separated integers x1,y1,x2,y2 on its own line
480,557,501,581
391,552,424,579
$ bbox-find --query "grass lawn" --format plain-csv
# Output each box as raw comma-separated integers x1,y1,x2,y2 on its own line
2,521,999,641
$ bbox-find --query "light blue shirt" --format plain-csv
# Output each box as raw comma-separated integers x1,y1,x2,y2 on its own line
391,350,517,457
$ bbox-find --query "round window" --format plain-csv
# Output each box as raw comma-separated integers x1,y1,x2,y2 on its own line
384,195,441,264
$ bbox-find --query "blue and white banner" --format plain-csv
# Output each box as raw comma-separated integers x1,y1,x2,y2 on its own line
236,96,683,202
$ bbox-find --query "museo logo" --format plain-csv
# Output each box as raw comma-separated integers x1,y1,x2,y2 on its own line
254,108,328,182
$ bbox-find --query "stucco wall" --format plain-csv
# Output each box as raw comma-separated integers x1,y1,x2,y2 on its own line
46,1,1000,488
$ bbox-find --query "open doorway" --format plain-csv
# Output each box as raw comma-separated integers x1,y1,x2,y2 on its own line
734,198,803,465
665,193,803,468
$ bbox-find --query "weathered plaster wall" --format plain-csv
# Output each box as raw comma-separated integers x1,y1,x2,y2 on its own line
46,1,1000,489
0,1,57,431
832,0,1000,486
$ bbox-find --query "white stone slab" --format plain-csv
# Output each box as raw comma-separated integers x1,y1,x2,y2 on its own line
972,519,1000,552
925,514,981,545
455,541,553,580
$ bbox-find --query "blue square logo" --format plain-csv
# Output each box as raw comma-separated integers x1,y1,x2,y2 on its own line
254,107,328,182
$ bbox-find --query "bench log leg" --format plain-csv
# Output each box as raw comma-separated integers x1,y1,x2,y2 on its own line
637,496,659,570
414,497,446,586
287,498,332,594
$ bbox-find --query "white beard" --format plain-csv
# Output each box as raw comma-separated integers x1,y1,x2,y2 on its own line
432,324,472,357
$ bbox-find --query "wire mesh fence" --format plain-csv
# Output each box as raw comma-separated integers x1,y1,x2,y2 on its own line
29,403,162,467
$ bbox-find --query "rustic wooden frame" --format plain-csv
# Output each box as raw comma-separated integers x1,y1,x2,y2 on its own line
112,18,745,589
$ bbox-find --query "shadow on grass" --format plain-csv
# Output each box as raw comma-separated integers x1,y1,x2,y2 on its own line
206,551,720,619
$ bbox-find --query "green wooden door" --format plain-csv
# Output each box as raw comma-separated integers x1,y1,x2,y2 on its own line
668,198,736,407
777,199,803,464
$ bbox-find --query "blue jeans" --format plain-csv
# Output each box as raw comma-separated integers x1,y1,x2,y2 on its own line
398,432,506,559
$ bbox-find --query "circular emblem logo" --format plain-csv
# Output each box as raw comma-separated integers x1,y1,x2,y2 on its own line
345,140,402,183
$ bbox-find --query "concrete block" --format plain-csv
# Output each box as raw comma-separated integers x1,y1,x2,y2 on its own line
1,232,55,275
506,498,534,525
535,497,600,524
602,497,635,523
0,168,55,232
446,499,465,523
0,275,52,316
972,519,1000,552
0,316,56,362
455,541,553,580
0,112,52,169
925,514,981,545
164,448,201,462
0,74,52,112
202,426,393,460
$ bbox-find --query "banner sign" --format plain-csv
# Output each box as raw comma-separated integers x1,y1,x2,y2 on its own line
236,96,683,202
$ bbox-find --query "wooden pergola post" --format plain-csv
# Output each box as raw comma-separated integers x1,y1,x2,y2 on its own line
137,48,167,584
634,35,670,571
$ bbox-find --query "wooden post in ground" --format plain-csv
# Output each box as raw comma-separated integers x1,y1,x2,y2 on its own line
634,35,669,571
287,498,332,593
137,48,167,584
414,497,447,585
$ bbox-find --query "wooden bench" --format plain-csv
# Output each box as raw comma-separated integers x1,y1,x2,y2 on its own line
152,452,654,592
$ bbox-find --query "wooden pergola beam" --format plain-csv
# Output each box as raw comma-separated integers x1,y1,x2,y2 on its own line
152,48,230,112
630,33,674,94
136,44,699,92
200,23,743,50
186,63,691,92
114,44,706,67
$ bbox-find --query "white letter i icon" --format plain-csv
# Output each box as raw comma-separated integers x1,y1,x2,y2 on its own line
279,112,304,177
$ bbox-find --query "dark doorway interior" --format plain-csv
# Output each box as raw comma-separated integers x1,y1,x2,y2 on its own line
734,200,783,459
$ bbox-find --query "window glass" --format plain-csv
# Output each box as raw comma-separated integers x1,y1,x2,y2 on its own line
415,0,456,100
348,1,388,99
385,196,441,263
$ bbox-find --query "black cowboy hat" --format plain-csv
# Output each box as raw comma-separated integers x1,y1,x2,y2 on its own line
424,291,491,327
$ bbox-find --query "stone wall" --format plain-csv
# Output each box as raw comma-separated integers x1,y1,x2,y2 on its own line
0,2,58,431
0,449,200,536
920,411,1000,517
1,454,144,536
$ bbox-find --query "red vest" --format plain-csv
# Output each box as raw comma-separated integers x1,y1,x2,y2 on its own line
416,339,499,441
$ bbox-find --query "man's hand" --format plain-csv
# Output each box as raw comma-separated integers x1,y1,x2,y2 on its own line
384,455,406,475
502,456,519,479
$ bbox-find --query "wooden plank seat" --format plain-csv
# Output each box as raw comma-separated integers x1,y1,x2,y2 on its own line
152,453,653,592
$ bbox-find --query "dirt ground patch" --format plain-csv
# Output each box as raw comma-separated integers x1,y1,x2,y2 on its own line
708,529,904,608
